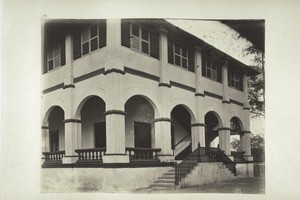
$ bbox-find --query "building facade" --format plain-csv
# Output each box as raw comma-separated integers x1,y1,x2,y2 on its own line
41,19,259,190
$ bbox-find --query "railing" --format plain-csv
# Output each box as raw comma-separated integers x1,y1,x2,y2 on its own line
175,143,236,185
174,141,191,157
125,147,161,162
231,151,246,162
42,150,65,163
75,147,106,163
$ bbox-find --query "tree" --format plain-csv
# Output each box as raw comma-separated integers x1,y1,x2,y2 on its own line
230,134,265,162
244,45,265,118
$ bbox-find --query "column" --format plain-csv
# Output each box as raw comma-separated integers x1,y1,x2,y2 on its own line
62,34,79,164
219,61,232,158
243,73,250,109
154,28,173,162
41,126,50,152
103,65,128,163
192,46,205,151
105,19,123,71
218,128,231,156
102,19,128,163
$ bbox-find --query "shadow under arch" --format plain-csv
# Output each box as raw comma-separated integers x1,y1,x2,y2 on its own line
42,105,65,126
75,95,106,119
123,94,159,119
170,104,195,160
204,110,223,148
124,95,156,149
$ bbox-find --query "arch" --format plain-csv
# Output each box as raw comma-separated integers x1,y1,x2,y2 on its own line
203,110,223,128
230,116,245,132
75,95,106,119
170,104,193,159
204,110,223,148
169,103,196,124
42,105,65,125
123,93,159,118
43,105,65,152
122,86,160,118
125,95,155,148
79,95,106,149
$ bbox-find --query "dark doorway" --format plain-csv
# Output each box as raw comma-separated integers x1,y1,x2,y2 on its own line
94,121,106,148
50,130,59,151
134,121,151,148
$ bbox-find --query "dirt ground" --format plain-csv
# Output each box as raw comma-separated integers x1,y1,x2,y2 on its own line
135,176,265,194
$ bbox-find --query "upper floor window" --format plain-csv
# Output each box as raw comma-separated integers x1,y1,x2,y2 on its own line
45,40,65,73
168,39,194,72
73,20,106,60
228,67,243,91
201,50,222,83
121,20,159,59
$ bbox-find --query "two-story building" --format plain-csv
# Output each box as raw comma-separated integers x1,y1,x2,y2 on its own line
41,19,260,192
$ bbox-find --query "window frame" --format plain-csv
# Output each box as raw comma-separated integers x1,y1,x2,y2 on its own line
81,23,99,57
202,51,222,83
171,43,189,70
129,23,151,56
228,69,242,90
46,43,62,72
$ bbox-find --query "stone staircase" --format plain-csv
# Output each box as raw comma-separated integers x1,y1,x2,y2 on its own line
149,145,237,190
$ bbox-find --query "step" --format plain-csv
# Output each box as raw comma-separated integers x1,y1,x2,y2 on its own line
154,179,176,183
149,183,176,188
158,176,176,180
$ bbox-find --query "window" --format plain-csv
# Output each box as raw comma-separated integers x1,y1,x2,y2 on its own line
130,23,151,55
46,41,65,72
228,67,243,91
121,20,159,59
168,40,195,72
201,51,222,83
73,20,107,60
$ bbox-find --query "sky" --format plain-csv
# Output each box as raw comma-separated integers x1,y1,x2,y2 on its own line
167,19,264,136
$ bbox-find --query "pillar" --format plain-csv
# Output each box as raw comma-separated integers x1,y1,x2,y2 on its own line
41,126,50,153
218,128,231,156
243,73,250,109
102,19,129,163
219,61,233,158
192,46,205,150
62,34,80,164
153,28,173,161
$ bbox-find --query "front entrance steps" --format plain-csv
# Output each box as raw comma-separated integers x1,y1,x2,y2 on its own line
149,169,176,189
149,145,238,190
149,161,237,190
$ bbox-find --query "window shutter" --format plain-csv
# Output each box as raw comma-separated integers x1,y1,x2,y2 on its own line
201,51,206,77
121,20,130,48
227,67,231,87
98,20,107,48
217,65,222,83
239,73,244,91
188,49,194,72
168,40,174,64
60,40,66,66
73,32,81,60
150,32,159,59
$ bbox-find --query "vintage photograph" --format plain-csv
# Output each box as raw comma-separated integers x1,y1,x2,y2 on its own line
41,18,265,193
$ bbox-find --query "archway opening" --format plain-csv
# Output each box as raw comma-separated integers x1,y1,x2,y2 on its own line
230,117,242,151
48,106,65,151
171,105,192,160
80,96,106,148
205,111,220,148
125,95,154,148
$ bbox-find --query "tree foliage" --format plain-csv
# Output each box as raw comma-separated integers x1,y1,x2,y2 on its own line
230,134,265,162
244,45,265,118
